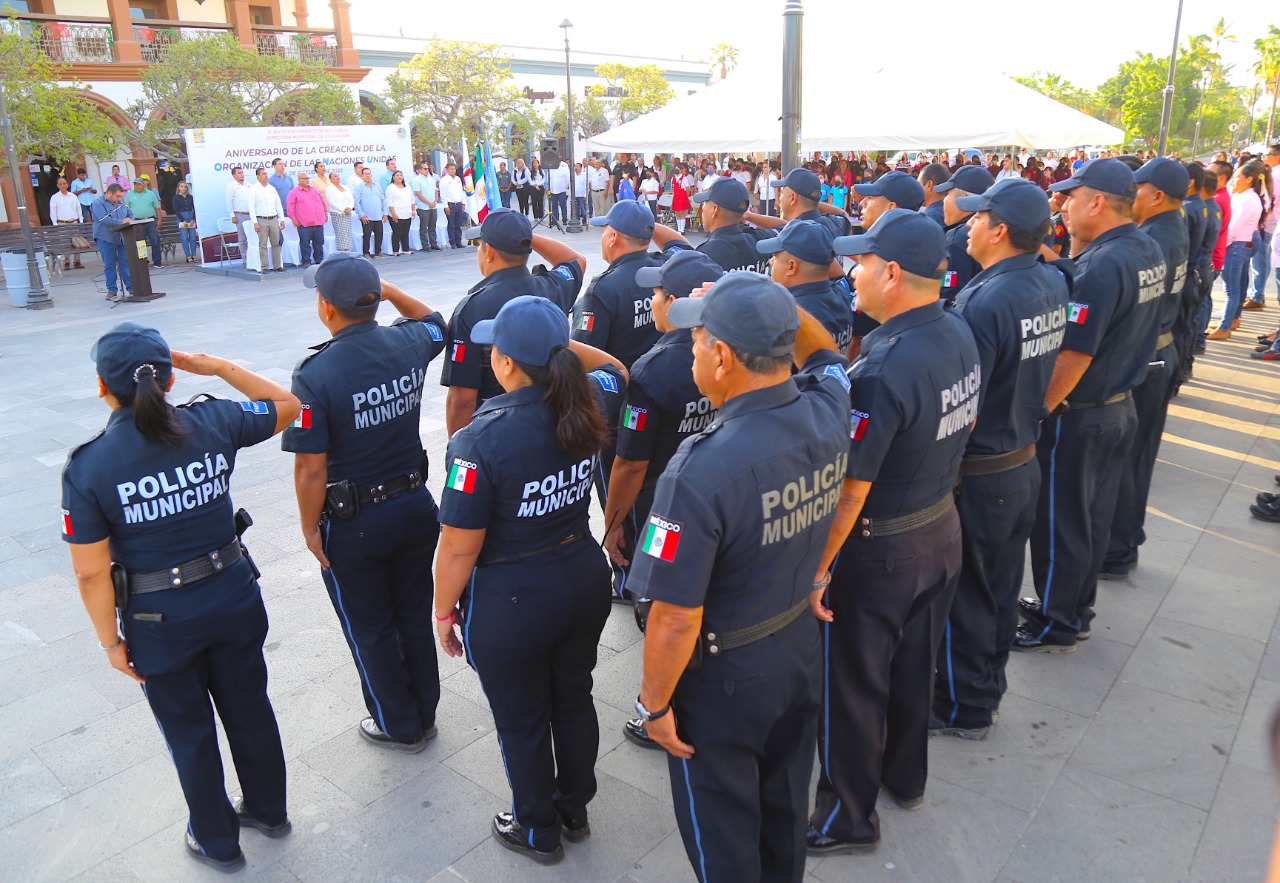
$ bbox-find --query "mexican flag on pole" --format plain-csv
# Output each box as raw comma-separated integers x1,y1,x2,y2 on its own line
460,138,490,225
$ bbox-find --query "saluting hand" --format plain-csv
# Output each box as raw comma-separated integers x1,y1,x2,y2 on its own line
645,709,694,759
436,611,464,658
107,641,146,684
171,350,223,377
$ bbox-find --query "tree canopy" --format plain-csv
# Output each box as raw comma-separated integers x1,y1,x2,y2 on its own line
591,63,675,125
551,92,610,141
709,43,739,80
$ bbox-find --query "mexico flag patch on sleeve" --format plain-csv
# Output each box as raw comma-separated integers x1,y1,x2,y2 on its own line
451,341,467,362
850,409,869,441
622,405,647,431
641,514,682,561
61,508,73,536
447,458,477,493
1067,302,1090,324
292,404,312,429
577,312,595,332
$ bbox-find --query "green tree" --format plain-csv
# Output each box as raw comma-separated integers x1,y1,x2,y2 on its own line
1254,24,1280,144
592,63,675,124
127,34,357,163
1013,71,1106,120
709,42,739,80
551,91,610,140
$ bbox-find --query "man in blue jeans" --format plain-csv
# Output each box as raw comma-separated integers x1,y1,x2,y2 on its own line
89,184,134,299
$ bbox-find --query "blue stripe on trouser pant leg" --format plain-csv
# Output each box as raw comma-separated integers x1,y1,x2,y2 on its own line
322,520,388,732
680,758,710,882
1036,418,1062,641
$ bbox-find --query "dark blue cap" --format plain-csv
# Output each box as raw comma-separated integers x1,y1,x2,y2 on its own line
770,167,823,202
852,171,926,211
1133,157,1191,198
471,295,569,367
1049,158,1135,198
91,321,173,393
589,199,655,239
464,208,533,255
635,249,724,298
834,209,946,278
954,178,1051,234
667,271,799,357
303,251,381,311
691,177,750,212
934,165,996,195
756,219,835,266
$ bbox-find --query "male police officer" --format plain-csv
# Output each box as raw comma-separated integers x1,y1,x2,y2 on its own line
758,220,854,351
808,210,980,854
929,180,1071,740
575,199,691,368
1101,158,1189,580
689,177,774,272
746,167,852,239
444,210,586,435
934,165,997,305
284,253,449,751
1017,159,1167,651
1170,163,1207,390
917,162,951,228
629,273,851,883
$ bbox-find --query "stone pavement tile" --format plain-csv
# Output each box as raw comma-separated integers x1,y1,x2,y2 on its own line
0,749,66,830
442,661,491,714
1155,435,1247,484
0,630,97,707
0,533,28,563
0,752,188,881
0,545,72,593
32,697,166,795
237,760,363,861
1144,462,1230,537
119,818,303,883
69,855,145,882
1158,560,1280,643
591,640,646,717
621,827,698,883
1228,678,1280,773
271,680,368,763
1004,635,1131,719
1187,762,1280,883
809,776,1030,883
1068,681,1237,811
0,677,116,763
599,603,644,654
928,692,1091,814
1088,577,1166,647
997,764,1205,883
1118,617,1262,715
596,723,674,809
278,765,496,883
2,575,91,647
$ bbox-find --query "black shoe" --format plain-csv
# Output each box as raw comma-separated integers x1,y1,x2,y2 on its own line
1250,501,1280,523
1012,624,1078,653
1260,334,1276,344
927,712,991,741
491,812,563,865
1017,597,1089,636
880,782,925,811
358,717,435,753
561,815,590,843
235,799,292,838
184,831,245,874
1193,343,1207,354
806,825,879,856
623,717,664,750
1097,564,1131,581
1257,491,1279,505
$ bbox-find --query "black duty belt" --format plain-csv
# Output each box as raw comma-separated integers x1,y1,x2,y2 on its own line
702,597,811,658
476,530,587,566
1062,390,1131,411
856,494,954,541
357,467,424,505
129,540,243,595
960,443,1036,477
1156,331,1175,351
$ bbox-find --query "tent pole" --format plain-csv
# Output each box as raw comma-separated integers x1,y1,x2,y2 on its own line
781,0,803,174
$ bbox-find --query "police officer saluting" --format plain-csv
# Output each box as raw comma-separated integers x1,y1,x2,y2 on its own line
744,167,852,239
63,323,300,873
444,209,587,435
933,165,996,305
689,177,774,272
1101,157,1189,580
809,210,980,854
929,180,1071,740
628,273,852,883
283,253,449,752
758,220,854,351
433,297,627,865
1018,159,1167,651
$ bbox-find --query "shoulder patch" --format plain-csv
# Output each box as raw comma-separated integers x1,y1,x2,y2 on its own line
577,312,595,332
426,322,444,341
640,513,682,561
292,404,312,429
1068,302,1090,324
239,400,270,415
588,369,618,393
823,363,852,391
554,264,576,281
446,457,478,493
850,409,869,440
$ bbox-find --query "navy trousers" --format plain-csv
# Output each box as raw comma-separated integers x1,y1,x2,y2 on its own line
296,225,324,265
320,488,441,743
935,460,1039,728
124,559,286,862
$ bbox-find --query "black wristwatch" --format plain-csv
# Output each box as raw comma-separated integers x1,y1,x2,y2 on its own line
634,695,671,723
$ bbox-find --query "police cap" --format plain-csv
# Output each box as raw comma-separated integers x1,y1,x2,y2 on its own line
1049,158,1136,198
1133,157,1191,198
756,219,835,266
834,209,946,279
91,321,172,393
667,271,799,357
934,165,996,195
463,208,533,255
954,178,1051,234
691,177,750,212
635,249,725,297
303,252,381,311
852,171,926,211
471,295,569,367
588,199,655,239
770,167,823,202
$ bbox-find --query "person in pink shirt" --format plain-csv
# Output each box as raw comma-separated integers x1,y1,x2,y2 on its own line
104,164,130,191
286,170,328,267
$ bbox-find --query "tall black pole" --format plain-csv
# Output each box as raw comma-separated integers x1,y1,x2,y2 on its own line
781,0,803,174
1156,0,1184,157
0,86,51,309
561,19,581,233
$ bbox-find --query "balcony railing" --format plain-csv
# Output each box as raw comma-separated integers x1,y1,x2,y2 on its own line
253,29,337,66
4,18,113,63
133,24,230,63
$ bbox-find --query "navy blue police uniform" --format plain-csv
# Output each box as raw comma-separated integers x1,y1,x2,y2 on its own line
772,167,853,239
62,323,288,866
1104,158,1189,578
586,358,628,553
812,211,980,849
1021,160,1168,649
442,211,583,406
1046,211,1072,256
282,254,449,747
844,172,929,341
691,177,775,273
1172,184,1208,388
1192,192,1221,359
439,296,613,857
629,273,852,883
931,181,1072,735
934,166,997,306
758,220,854,351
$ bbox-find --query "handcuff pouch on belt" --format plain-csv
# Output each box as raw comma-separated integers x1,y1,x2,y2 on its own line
325,480,361,520
326,465,426,521
110,562,129,610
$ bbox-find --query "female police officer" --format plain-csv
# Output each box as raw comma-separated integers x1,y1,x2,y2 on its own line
62,322,300,873
434,295,626,865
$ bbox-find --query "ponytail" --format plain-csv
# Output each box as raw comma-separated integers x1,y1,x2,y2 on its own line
517,347,608,458
112,365,188,447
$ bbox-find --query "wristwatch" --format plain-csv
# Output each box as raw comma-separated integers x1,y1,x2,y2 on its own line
634,695,671,723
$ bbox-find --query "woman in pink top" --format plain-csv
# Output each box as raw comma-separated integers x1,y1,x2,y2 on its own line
1209,162,1265,339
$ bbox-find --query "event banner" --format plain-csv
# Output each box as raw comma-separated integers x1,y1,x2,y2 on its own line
182,124,414,249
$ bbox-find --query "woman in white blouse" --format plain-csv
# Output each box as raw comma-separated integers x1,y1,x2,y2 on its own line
326,172,355,252
512,158,531,216
529,158,547,219
638,170,660,220
385,170,415,256
756,163,780,216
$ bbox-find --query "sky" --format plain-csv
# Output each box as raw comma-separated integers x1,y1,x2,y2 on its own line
307,0,1277,92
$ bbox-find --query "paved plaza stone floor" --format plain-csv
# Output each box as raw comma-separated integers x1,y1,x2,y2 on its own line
1,232,1279,882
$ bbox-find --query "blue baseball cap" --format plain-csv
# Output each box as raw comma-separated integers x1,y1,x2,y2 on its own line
756,219,835,266
692,177,750,212
589,199,655,239
471,295,570,367
954,178,1051,234
1133,157,1191,198
1049,158,1136,198
635,249,724,298
934,165,996,195
853,171,926,211
834,209,946,279
303,252,381,311
770,167,823,202
667,271,799,357
91,321,173,393
464,208,533,255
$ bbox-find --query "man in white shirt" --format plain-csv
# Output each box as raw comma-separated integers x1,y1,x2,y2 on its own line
49,176,85,269
438,162,466,248
249,166,286,272
412,161,440,251
573,162,588,223
699,165,721,191
345,161,366,189
547,160,570,225
224,166,250,264
589,159,611,218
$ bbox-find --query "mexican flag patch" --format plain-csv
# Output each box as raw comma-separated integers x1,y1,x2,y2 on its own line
641,514,682,562
578,312,595,332
292,404,312,429
61,508,73,536
451,341,467,362
1068,302,1090,324
850,409,869,441
447,458,477,493
623,405,647,431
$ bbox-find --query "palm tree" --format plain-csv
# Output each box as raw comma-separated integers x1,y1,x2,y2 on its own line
709,43,739,81
1254,24,1280,143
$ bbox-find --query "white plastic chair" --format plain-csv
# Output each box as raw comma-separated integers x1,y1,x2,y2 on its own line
216,217,241,267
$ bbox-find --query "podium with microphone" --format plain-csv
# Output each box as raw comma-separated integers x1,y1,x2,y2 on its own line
109,218,165,303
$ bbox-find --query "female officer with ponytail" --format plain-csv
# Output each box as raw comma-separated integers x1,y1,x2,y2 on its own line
61,322,300,873
434,295,626,866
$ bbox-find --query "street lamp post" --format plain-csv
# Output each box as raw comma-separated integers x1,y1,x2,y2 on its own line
1191,68,1211,158
1155,0,1184,157
560,18,581,234
781,0,803,174
0,86,51,309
